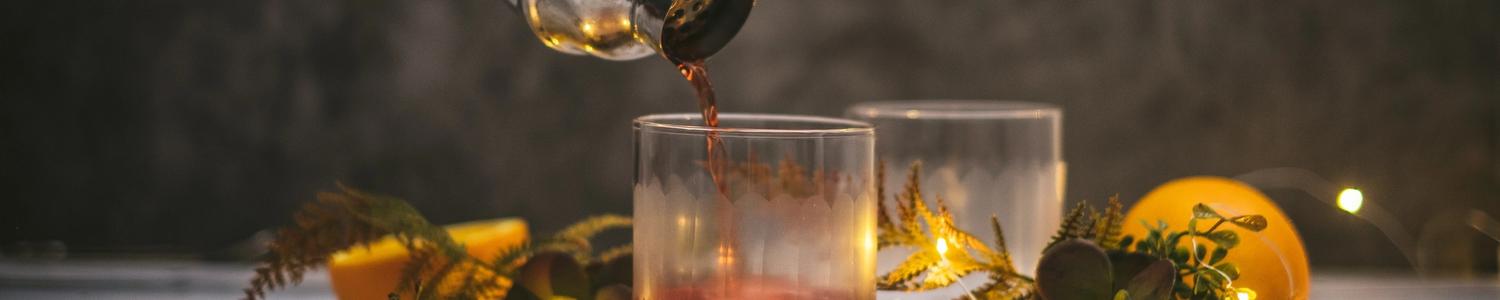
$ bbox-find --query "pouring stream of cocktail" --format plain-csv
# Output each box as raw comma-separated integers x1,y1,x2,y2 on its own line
509,1,756,297
506,0,751,194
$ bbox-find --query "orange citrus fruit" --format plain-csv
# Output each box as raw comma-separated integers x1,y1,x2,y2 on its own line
327,218,529,300
1122,177,1309,299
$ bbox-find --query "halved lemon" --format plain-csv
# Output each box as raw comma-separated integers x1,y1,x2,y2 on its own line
327,218,529,300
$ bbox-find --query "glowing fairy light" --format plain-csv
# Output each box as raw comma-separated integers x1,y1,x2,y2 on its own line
580,20,597,36
1232,287,1257,300
1338,188,1363,214
934,236,979,300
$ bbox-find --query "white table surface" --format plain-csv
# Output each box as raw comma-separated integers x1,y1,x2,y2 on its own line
2,260,1497,299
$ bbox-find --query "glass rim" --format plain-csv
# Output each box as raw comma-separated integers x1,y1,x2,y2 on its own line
847,100,1060,120
634,113,874,138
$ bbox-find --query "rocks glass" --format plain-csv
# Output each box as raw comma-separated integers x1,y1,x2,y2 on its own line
847,100,1064,299
633,113,877,300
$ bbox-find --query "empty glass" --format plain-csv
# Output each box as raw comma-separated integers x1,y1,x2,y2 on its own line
633,113,877,300
847,100,1064,299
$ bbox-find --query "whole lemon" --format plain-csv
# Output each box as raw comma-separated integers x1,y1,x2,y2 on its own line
1122,177,1309,299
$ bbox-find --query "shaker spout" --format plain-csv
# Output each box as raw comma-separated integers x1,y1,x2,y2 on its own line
505,0,752,62
658,0,754,63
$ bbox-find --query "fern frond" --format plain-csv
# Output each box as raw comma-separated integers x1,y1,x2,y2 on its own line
897,161,924,237
555,214,632,246
532,236,585,260
910,194,938,245
927,198,997,258
986,215,1016,273
920,258,984,290
934,194,951,221
875,161,1037,296
876,179,926,250
1082,206,1102,241
394,244,441,297
489,242,533,276
878,250,943,290
596,244,633,264
244,186,427,300
432,259,508,300
548,214,631,262
966,270,1037,300
1093,195,1126,250
877,230,923,249
415,257,458,299
876,160,896,234
1045,201,1094,252
450,264,482,299
246,185,637,300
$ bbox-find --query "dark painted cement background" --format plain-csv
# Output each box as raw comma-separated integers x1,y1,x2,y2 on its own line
2,0,1497,270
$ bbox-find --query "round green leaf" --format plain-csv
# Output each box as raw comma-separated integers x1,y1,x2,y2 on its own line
1124,259,1175,300
1228,215,1268,232
1208,247,1228,265
1215,262,1240,280
1206,230,1240,249
1036,239,1113,300
514,251,590,300
586,254,632,293
594,284,632,300
1192,204,1222,220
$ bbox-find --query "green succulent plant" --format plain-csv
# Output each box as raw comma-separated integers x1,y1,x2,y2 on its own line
1121,204,1267,300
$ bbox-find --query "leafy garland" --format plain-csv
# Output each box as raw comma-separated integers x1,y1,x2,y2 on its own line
243,185,631,300
243,184,453,299
876,161,1270,300
245,162,1271,300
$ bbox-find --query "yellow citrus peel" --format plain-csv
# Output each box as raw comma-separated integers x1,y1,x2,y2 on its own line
327,218,529,300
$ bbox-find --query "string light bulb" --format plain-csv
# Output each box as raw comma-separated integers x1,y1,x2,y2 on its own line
1337,188,1363,214
579,20,596,36
1231,287,1257,300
